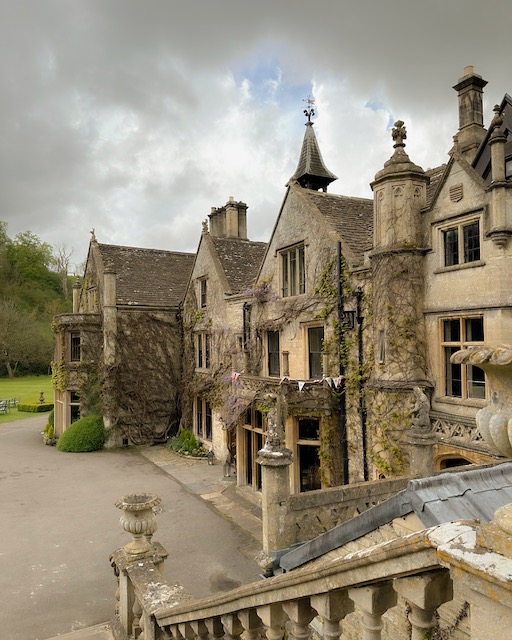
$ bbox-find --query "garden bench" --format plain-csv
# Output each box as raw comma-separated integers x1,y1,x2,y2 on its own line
0,401,9,414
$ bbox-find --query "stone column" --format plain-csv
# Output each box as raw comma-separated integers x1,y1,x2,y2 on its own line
257,394,293,571
394,571,453,640
72,278,81,312
348,583,397,640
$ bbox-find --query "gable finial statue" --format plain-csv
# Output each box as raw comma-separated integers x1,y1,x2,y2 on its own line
392,120,407,148
202,219,209,234
90,228,96,242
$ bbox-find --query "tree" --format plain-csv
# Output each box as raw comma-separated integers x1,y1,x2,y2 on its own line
52,243,74,299
0,299,52,377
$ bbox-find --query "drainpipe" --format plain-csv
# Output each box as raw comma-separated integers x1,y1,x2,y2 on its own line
337,242,349,484
356,288,368,481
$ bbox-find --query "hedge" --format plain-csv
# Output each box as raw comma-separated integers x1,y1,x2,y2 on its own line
18,403,54,413
56,414,106,452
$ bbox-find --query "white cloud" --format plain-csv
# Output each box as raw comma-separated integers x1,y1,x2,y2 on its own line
0,0,509,273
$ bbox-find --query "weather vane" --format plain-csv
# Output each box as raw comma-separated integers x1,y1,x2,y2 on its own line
303,95,315,122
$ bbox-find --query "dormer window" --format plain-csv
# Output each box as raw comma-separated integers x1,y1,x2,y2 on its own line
281,244,305,297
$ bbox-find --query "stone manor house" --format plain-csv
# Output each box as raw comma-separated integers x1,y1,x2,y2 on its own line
53,66,512,499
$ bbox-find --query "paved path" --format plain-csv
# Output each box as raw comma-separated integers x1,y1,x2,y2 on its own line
1,417,262,640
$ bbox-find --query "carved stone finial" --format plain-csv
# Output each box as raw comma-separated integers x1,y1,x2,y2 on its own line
490,104,505,140
202,219,209,234
90,228,96,242
392,120,407,148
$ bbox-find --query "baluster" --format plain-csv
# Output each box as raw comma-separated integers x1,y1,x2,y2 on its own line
238,609,264,640
282,598,317,640
190,620,209,640
348,583,397,640
179,622,197,640
221,613,243,640
394,571,453,640
257,604,287,640
205,616,225,640
133,597,143,638
310,590,354,640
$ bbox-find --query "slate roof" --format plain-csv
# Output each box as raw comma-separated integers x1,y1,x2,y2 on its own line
97,243,195,307
425,164,447,206
280,462,512,571
291,122,338,191
300,190,373,265
472,94,512,182
210,236,267,294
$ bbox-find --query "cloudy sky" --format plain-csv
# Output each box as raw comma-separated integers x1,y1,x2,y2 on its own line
1,1,510,272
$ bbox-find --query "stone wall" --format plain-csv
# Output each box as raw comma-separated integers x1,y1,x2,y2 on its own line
288,476,410,543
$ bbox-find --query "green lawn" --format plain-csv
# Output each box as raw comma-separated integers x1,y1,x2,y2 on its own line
0,375,53,424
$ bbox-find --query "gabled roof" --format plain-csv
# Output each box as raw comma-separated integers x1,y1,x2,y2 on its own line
300,189,373,265
290,121,338,192
280,462,512,571
97,243,195,308
472,94,512,182
210,236,267,295
425,164,447,206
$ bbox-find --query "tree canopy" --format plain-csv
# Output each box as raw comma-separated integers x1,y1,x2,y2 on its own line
0,222,73,376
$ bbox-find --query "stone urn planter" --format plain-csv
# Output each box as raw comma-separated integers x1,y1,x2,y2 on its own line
451,345,512,457
115,493,161,556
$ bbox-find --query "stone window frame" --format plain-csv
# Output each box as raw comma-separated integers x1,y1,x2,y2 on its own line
279,242,305,298
440,315,486,402
70,332,81,362
69,390,80,424
198,277,207,308
435,212,484,272
194,396,212,441
267,330,281,377
195,332,210,370
306,324,324,380
294,417,321,493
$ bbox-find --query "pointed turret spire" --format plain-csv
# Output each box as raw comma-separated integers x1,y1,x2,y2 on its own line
290,98,337,192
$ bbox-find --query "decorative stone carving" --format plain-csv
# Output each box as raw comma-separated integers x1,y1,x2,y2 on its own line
411,386,431,432
451,345,512,457
115,493,161,556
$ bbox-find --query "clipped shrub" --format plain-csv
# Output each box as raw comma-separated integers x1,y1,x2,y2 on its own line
167,429,208,457
56,415,106,452
18,403,54,413
41,409,55,445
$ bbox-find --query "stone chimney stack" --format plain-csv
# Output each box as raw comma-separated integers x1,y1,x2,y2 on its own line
208,197,248,239
453,66,488,161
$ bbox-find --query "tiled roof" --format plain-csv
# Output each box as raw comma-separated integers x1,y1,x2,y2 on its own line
301,190,373,265
210,237,267,294
97,243,195,307
425,164,447,206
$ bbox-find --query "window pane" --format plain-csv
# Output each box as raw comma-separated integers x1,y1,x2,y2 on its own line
443,319,461,342
268,331,280,377
308,327,324,378
205,334,210,368
290,249,297,296
197,400,203,436
200,279,207,307
70,334,81,361
205,402,212,439
465,317,484,342
445,346,462,397
443,228,459,266
463,222,480,263
197,334,203,367
281,253,289,297
298,245,305,294
467,365,485,399
298,418,319,440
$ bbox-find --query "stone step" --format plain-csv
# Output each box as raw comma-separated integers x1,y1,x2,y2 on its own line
44,622,113,640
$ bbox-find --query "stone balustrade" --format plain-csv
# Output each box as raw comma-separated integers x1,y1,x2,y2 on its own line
110,493,512,640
